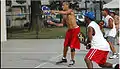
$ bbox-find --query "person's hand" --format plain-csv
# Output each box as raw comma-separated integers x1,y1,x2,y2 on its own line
48,21,54,25
51,10,56,14
51,10,59,14
86,43,91,49
99,21,104,29
99,21,104,25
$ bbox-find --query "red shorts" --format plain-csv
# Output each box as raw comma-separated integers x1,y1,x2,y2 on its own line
64,26,80,49
85,49,109,65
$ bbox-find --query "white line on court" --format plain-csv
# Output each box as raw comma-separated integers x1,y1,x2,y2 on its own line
34,54,63,68
1,51,88,54
1,52,61,54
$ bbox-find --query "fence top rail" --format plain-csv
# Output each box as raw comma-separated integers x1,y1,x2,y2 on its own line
6,13,31,16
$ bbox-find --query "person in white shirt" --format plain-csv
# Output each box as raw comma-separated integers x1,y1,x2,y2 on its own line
84,12,119,69
101,8,118,59
110,10,120,45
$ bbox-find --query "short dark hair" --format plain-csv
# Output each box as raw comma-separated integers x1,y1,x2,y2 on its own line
63,2,70,6
110,12,116,15
103,8,109,14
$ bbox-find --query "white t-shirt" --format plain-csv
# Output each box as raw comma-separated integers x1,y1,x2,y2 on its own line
102,15,116,37
88,21,111,51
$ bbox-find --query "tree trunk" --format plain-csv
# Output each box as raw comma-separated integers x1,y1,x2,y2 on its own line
29,1,42,31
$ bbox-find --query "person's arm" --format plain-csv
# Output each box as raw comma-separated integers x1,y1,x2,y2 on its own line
87,26,93,43
85,26,94,49
115,15,120,25
48,18,65,27
51,9,73,15
119,16,120,25
108,18,113,29
98,21,104,30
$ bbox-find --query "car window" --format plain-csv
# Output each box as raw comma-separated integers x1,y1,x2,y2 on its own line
78,15,83,19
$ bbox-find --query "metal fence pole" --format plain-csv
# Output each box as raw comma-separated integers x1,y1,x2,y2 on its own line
85,0,88,37
36,14,39,39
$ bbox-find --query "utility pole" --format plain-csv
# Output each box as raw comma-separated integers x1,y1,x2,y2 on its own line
26,0,29,23
85,0,89,37
100,0,102,20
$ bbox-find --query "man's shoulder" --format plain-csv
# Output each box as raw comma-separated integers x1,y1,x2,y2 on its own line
115,15,120,19
68,9,74,13
69,9,73,11
88,21,97,27
91,21,97,24
106,15,113,21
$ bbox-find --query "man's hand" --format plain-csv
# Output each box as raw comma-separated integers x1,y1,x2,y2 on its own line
48,21,55,25
99,21,104,29
51,10,55,14
48,20,64,27
99,21,104,26
51,10,58,14
86,43,91,49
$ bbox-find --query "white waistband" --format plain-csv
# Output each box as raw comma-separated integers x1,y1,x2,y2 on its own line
74,26,79,29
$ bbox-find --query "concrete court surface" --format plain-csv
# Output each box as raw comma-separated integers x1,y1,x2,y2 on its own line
1,39,119,68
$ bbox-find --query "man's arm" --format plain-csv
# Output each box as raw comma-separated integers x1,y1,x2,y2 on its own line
115,15,120,25
87,26,94,43
108,18,113,29
85,26,94,49
48,18,65,27
51,9,72,15
99,21,104,30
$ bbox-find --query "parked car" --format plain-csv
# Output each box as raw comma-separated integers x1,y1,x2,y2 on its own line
75,13,85,26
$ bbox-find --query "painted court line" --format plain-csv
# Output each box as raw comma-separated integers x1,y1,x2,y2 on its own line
34,54,63,68
1,52,61,54
1,51,88,54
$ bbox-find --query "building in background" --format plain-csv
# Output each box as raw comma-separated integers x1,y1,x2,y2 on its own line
6,0,31,27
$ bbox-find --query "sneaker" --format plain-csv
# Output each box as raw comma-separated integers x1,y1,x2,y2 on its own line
114,64,119,69
69,60,75,66
117,54,119,59
109,54,118,59
117,56,119,59
56,57,67,64
117,53,119,59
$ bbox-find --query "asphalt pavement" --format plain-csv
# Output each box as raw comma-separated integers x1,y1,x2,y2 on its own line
1,39,119,68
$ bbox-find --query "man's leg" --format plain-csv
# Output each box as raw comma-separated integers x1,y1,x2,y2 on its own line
68,48,75,65
71,48,75,60
116,31,119,45
99,62,112,68
108,43,118,59
108,42,116,54
99,62,119,68
63,46,68,58
107,36,118,59
84,57,93,69
56,46,68,64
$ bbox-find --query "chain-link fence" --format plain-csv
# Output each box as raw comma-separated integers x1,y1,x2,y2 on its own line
6,0,93,39
6,12,86,39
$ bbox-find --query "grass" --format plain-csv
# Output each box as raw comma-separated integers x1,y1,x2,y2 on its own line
7,26,86,39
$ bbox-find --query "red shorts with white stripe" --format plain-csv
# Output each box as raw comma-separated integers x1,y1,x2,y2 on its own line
85,49,109,65
64,27,80,49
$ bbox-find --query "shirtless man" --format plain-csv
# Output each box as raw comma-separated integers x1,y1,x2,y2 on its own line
49,2,80,66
